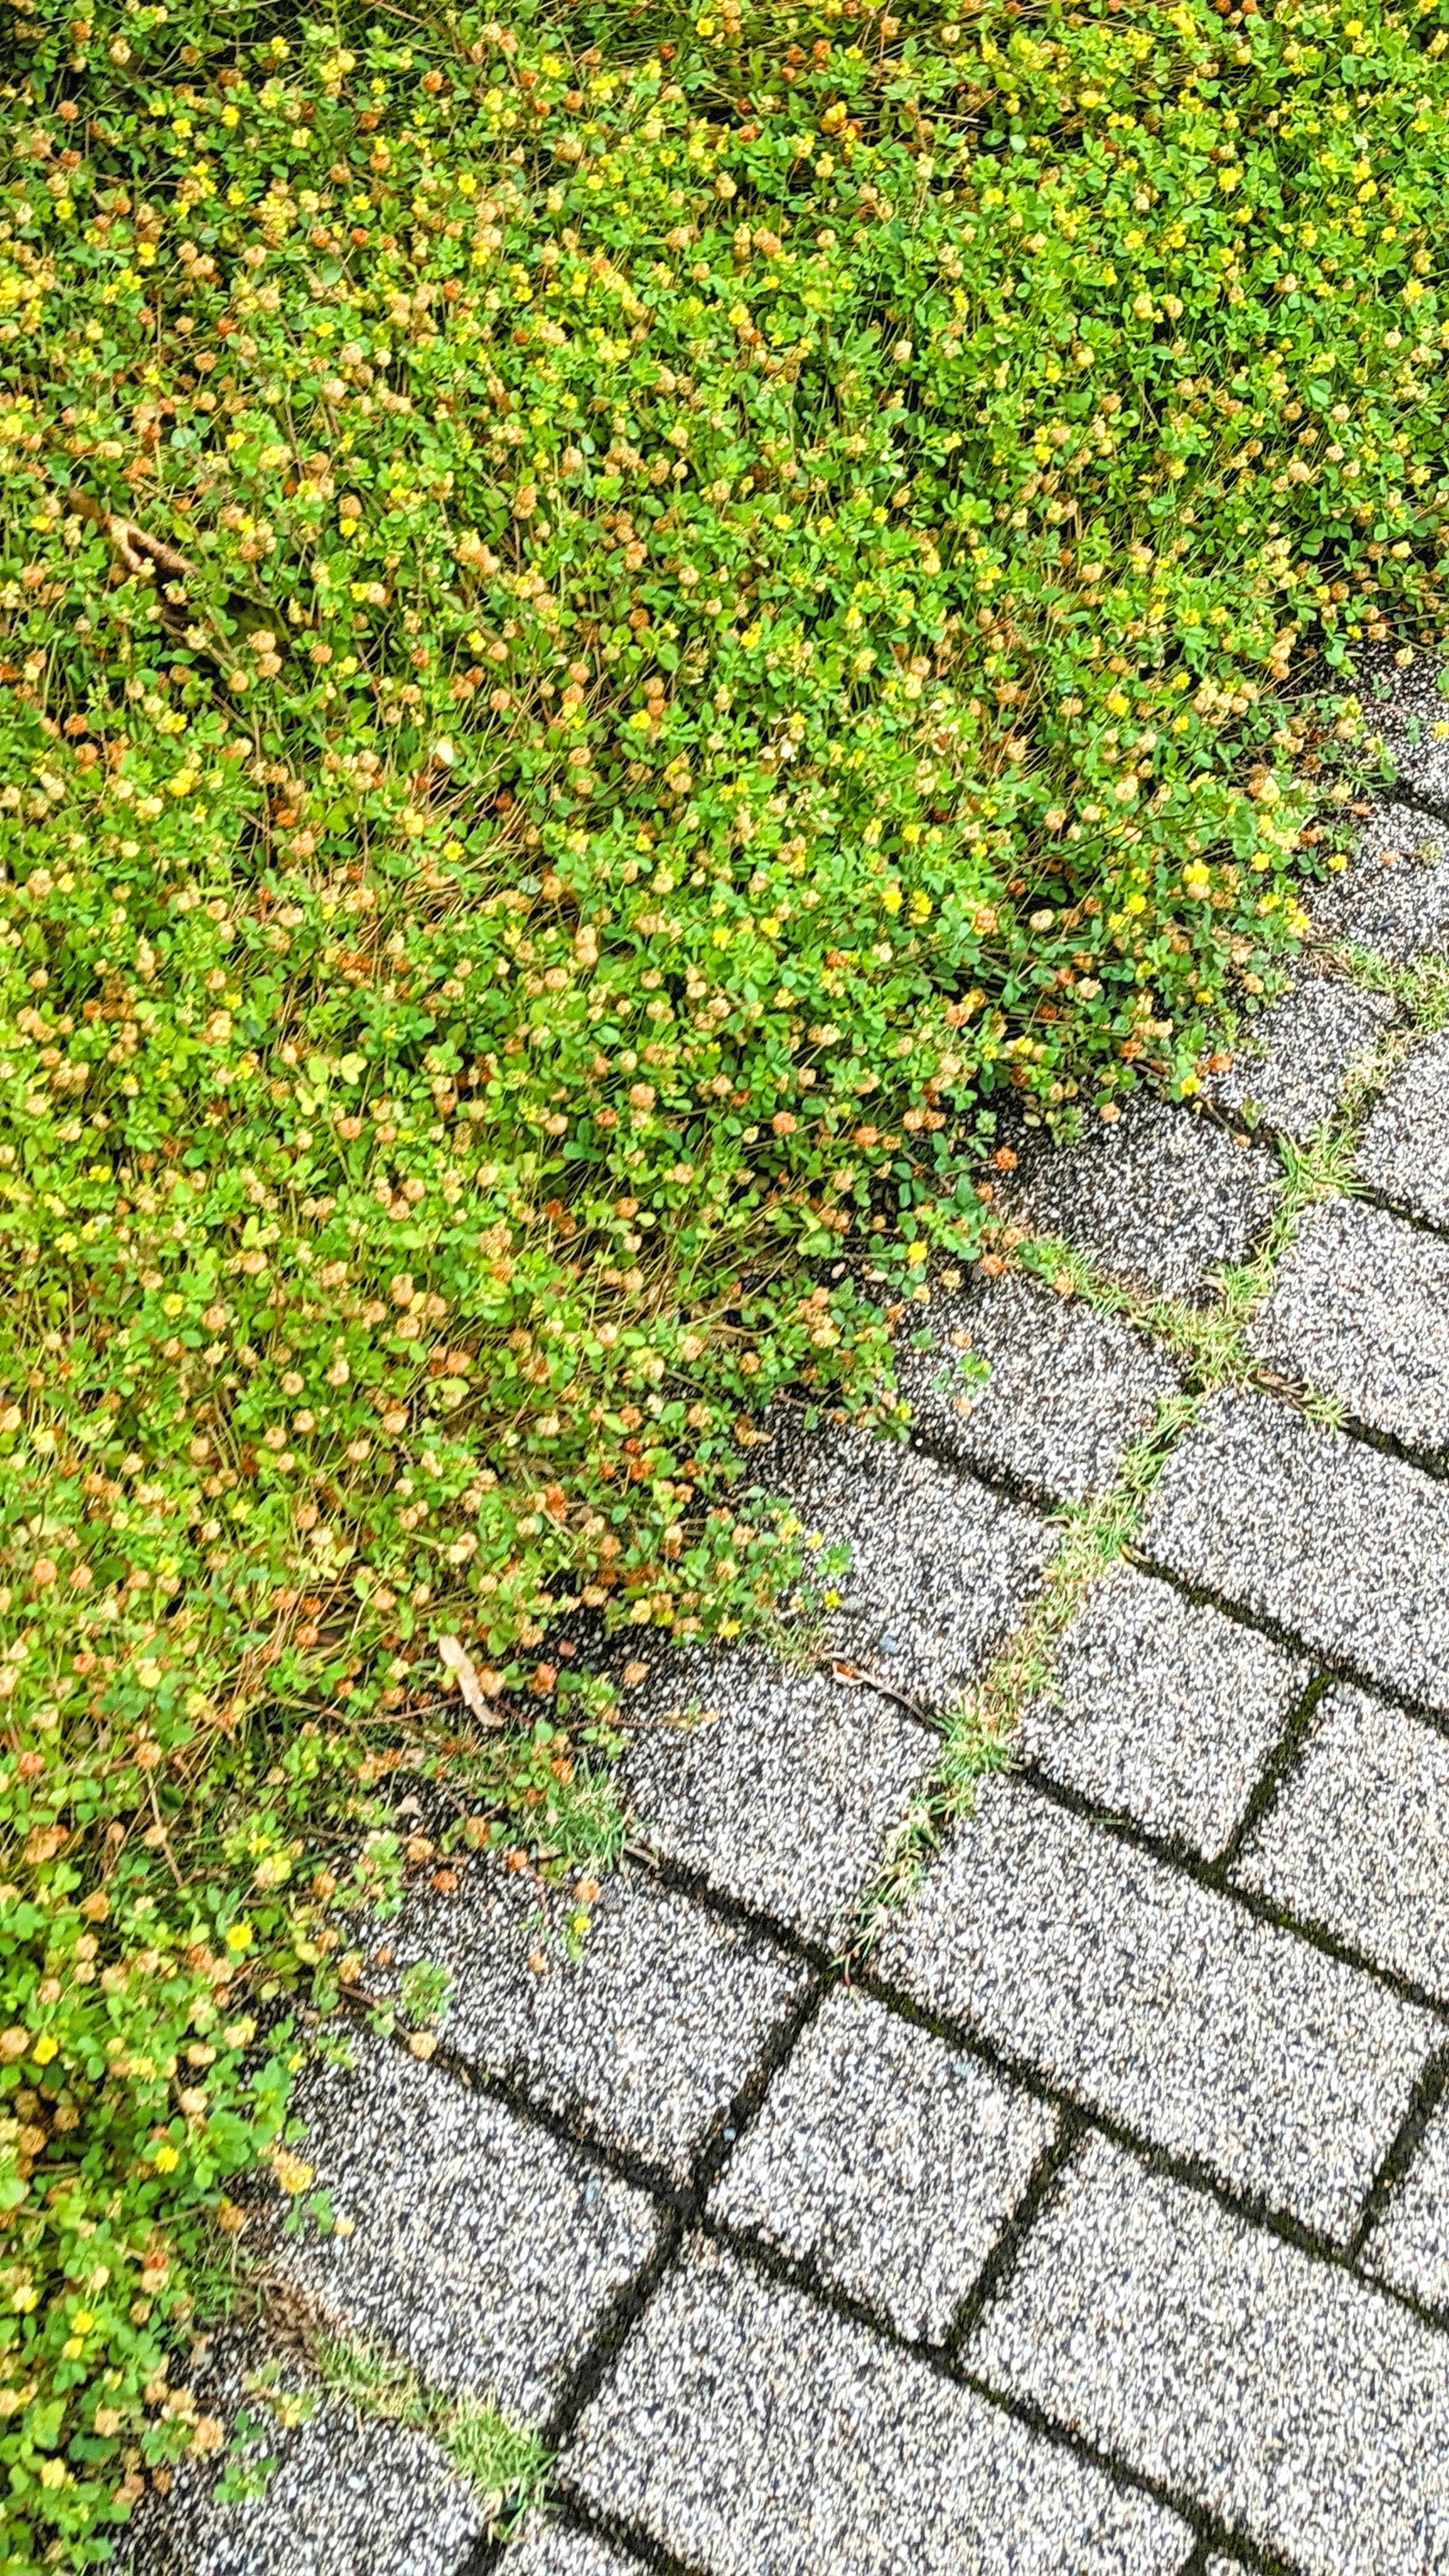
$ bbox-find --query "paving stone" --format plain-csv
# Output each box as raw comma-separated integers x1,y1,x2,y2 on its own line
874,1775,1435,2239
1363,2096,1449,2312
897,1268,1179,1504
125,2344,486,2576
508,2519,643,2576
1009,1097,1280,1304
266,2026,660,2419
1020,1561,1310,1859
969,2129,1449,2576
563,2235,1192,2573
623,1642,937,1947
1360,644,1449,812
1310,796,1449,964
1234,1682,1449,1998
708,1985,1056,2342
757,1414,1057,1706
1141,1386,1449,1712
1206,972,1393,1142
1357,1029,1449,1229
379,1855,810,2185
1246,1193,1449,1453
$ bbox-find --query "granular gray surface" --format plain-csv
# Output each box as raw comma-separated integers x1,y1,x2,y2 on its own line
708,1985,1055,2341
1233,1682,1449,1997
874,1775,1435,2239
1021,1560,1309,1857
1140,1386,1449,1711
759,1413,1057,1706
1310,795,1449,963
622,1642,936,1944
1357,1027,1449,1229
1207,973,1393,1142
124,2350,485,2576
1359,644,1449,813
379,1854,809,2182
507,2520,646,2576
1363,2097,1449,2312
969,2130,1449,2576
1010,1097,1280,1303
562,2236,1192,2574
1246,1192,1449,1452
267,2028,660,2418
897,1269,1178,1504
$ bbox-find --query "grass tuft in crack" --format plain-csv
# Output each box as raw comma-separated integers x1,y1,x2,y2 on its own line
855,1395,1198,1946
308,2328,550,2538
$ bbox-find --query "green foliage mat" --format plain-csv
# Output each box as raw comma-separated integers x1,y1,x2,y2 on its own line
0,0,1445,2554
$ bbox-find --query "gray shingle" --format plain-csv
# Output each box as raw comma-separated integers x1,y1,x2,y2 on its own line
1141,1386,1449,1711
563,2236,1192,2573
265,2029,661,2419
1021,1561,1309,1858
874,1775,1435,2239
1362,2097,1449,2313
969,2129,1449,2576
123,2344,486,2576
1310,796,1449,964
898,1269,1178,1504
1359,645,1449,815
708,1985,1055,2341
1233,1682,1449,1997
1357,1029,1449,1230
758,1415,1057,1707
1010,1098,1280,1304
1246,1193,1449,1453
1207,973,1392,1142
379,1856,810,2184
622,1644,937,1947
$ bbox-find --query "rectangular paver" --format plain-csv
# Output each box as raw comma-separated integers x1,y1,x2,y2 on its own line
127,2336,487,2576
1247,1194,1449,1453
508,2521,644,2576
623,1642,937,1947
1357,1028,1449,1230
563,2236,1192,2573
1010,1097,1280,1304
874,1776,1435,2239
1360,646,1449,815
899,1270,1179,1504
1141,1386,1449,1713
1021,1561,1309,1858
969,2129,1449,2576
1234,1682,1449,1998
266,2027,661,2419
759,1415,1057,1706
1363,2096,1449,2313
1311,795,1449,963
381,1855,811,2184
708,1985,1055,2342
1207,972,1393,1143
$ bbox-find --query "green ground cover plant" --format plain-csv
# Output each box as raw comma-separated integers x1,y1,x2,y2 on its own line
2,0,1449,2555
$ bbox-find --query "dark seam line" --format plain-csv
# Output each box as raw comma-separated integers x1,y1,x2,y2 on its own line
676,2215,1300,2571
1348,2041,1449,2267
944,2109,1090,2361
1014,1758,1449,2019
846,1955,1441,2291
1215,1670,1335,1874
1128,1545,1449,1738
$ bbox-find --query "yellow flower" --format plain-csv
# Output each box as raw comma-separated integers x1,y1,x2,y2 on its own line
152,2143,180,2173
31,2035,56,2067
225,1921,254,1952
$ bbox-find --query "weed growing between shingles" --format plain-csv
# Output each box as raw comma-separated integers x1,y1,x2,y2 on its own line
8,0,1449,2553
856,1392,1199,1940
